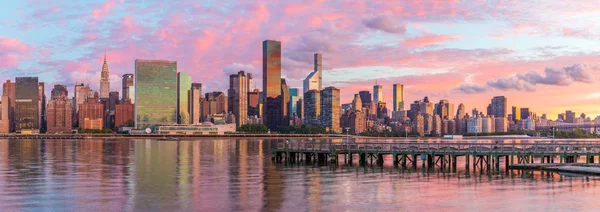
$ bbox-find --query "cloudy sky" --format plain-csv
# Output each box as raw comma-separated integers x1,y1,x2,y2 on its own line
1,0,599,119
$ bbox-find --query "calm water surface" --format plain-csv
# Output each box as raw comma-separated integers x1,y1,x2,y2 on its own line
1,138,600,211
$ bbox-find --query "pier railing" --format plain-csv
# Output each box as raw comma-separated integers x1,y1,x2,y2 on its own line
275,141,600,154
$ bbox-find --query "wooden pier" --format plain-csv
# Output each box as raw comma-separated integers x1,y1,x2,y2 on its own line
272,141,600,172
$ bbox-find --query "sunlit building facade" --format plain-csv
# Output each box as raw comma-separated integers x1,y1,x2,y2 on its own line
177,72,192,124
262,40,282,130
392,84,404,111
134,59,178,130
189,83,202,124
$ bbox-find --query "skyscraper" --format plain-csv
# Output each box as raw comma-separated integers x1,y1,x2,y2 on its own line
100,54,110,98
189,83,202,124
512,106,521,122
121,74,134,103
289,88,300,118
38,82,46,133
134,59,177,130
248,89,259,117
565,110,576,123
15,77,39,133
520,108,531,120
281,79,290,126
358,91,372,109
490,96,508,118
51,84,68,99
177,72,192,124
373,84,383,104
320,86,341,133
392,84,404,111
303,53,322,93
229,71,248,126
262,40,282,130
303,90,320,126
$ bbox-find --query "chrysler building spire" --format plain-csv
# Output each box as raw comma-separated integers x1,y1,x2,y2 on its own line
100,53,110,98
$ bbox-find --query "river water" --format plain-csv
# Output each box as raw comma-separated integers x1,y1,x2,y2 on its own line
1,138,600,211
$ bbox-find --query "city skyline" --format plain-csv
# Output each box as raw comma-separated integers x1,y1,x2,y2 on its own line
0,1,599,119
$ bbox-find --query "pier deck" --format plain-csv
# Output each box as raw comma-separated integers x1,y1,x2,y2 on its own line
272,141,600,172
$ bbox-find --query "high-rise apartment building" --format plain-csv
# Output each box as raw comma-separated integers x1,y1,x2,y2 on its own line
100,54,110,98
121,74,134,103
435,99,455,120
490,96,508,118
0,95,10,133
73,83,93,127
46,94,72,133
189,83,202,124
320,87,340,133
420,97,434,116
15,77,40,133
79,94,104,130
2,80,15,132
303,90,320,126
177,72,192,124
392,84,404,111
115,100,134,128
229,71,248,126
565,110,576,123
262,40,282,130
303,53,323,93
134,59,177,129
373,84,383,104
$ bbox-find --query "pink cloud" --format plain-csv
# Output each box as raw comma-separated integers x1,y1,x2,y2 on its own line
91,0,119,20
402,35,457,47
0,36,30,69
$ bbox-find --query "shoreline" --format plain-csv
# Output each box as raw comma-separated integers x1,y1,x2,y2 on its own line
0,134,346,139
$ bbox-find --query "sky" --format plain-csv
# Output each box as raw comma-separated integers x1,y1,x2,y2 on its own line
0,0,599,119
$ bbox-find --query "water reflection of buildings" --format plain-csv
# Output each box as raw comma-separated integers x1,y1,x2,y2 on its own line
0,139,133,211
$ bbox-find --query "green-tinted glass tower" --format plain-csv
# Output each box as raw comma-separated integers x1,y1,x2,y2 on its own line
177,72,192,124
134,59,177,130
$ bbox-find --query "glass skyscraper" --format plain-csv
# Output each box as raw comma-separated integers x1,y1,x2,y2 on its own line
289,88,300,117
262,40,282,130
135,59,177,130
392,84,404,111
177,72,192,124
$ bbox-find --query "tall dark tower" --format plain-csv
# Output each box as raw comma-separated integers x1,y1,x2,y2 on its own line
262,40,282,130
